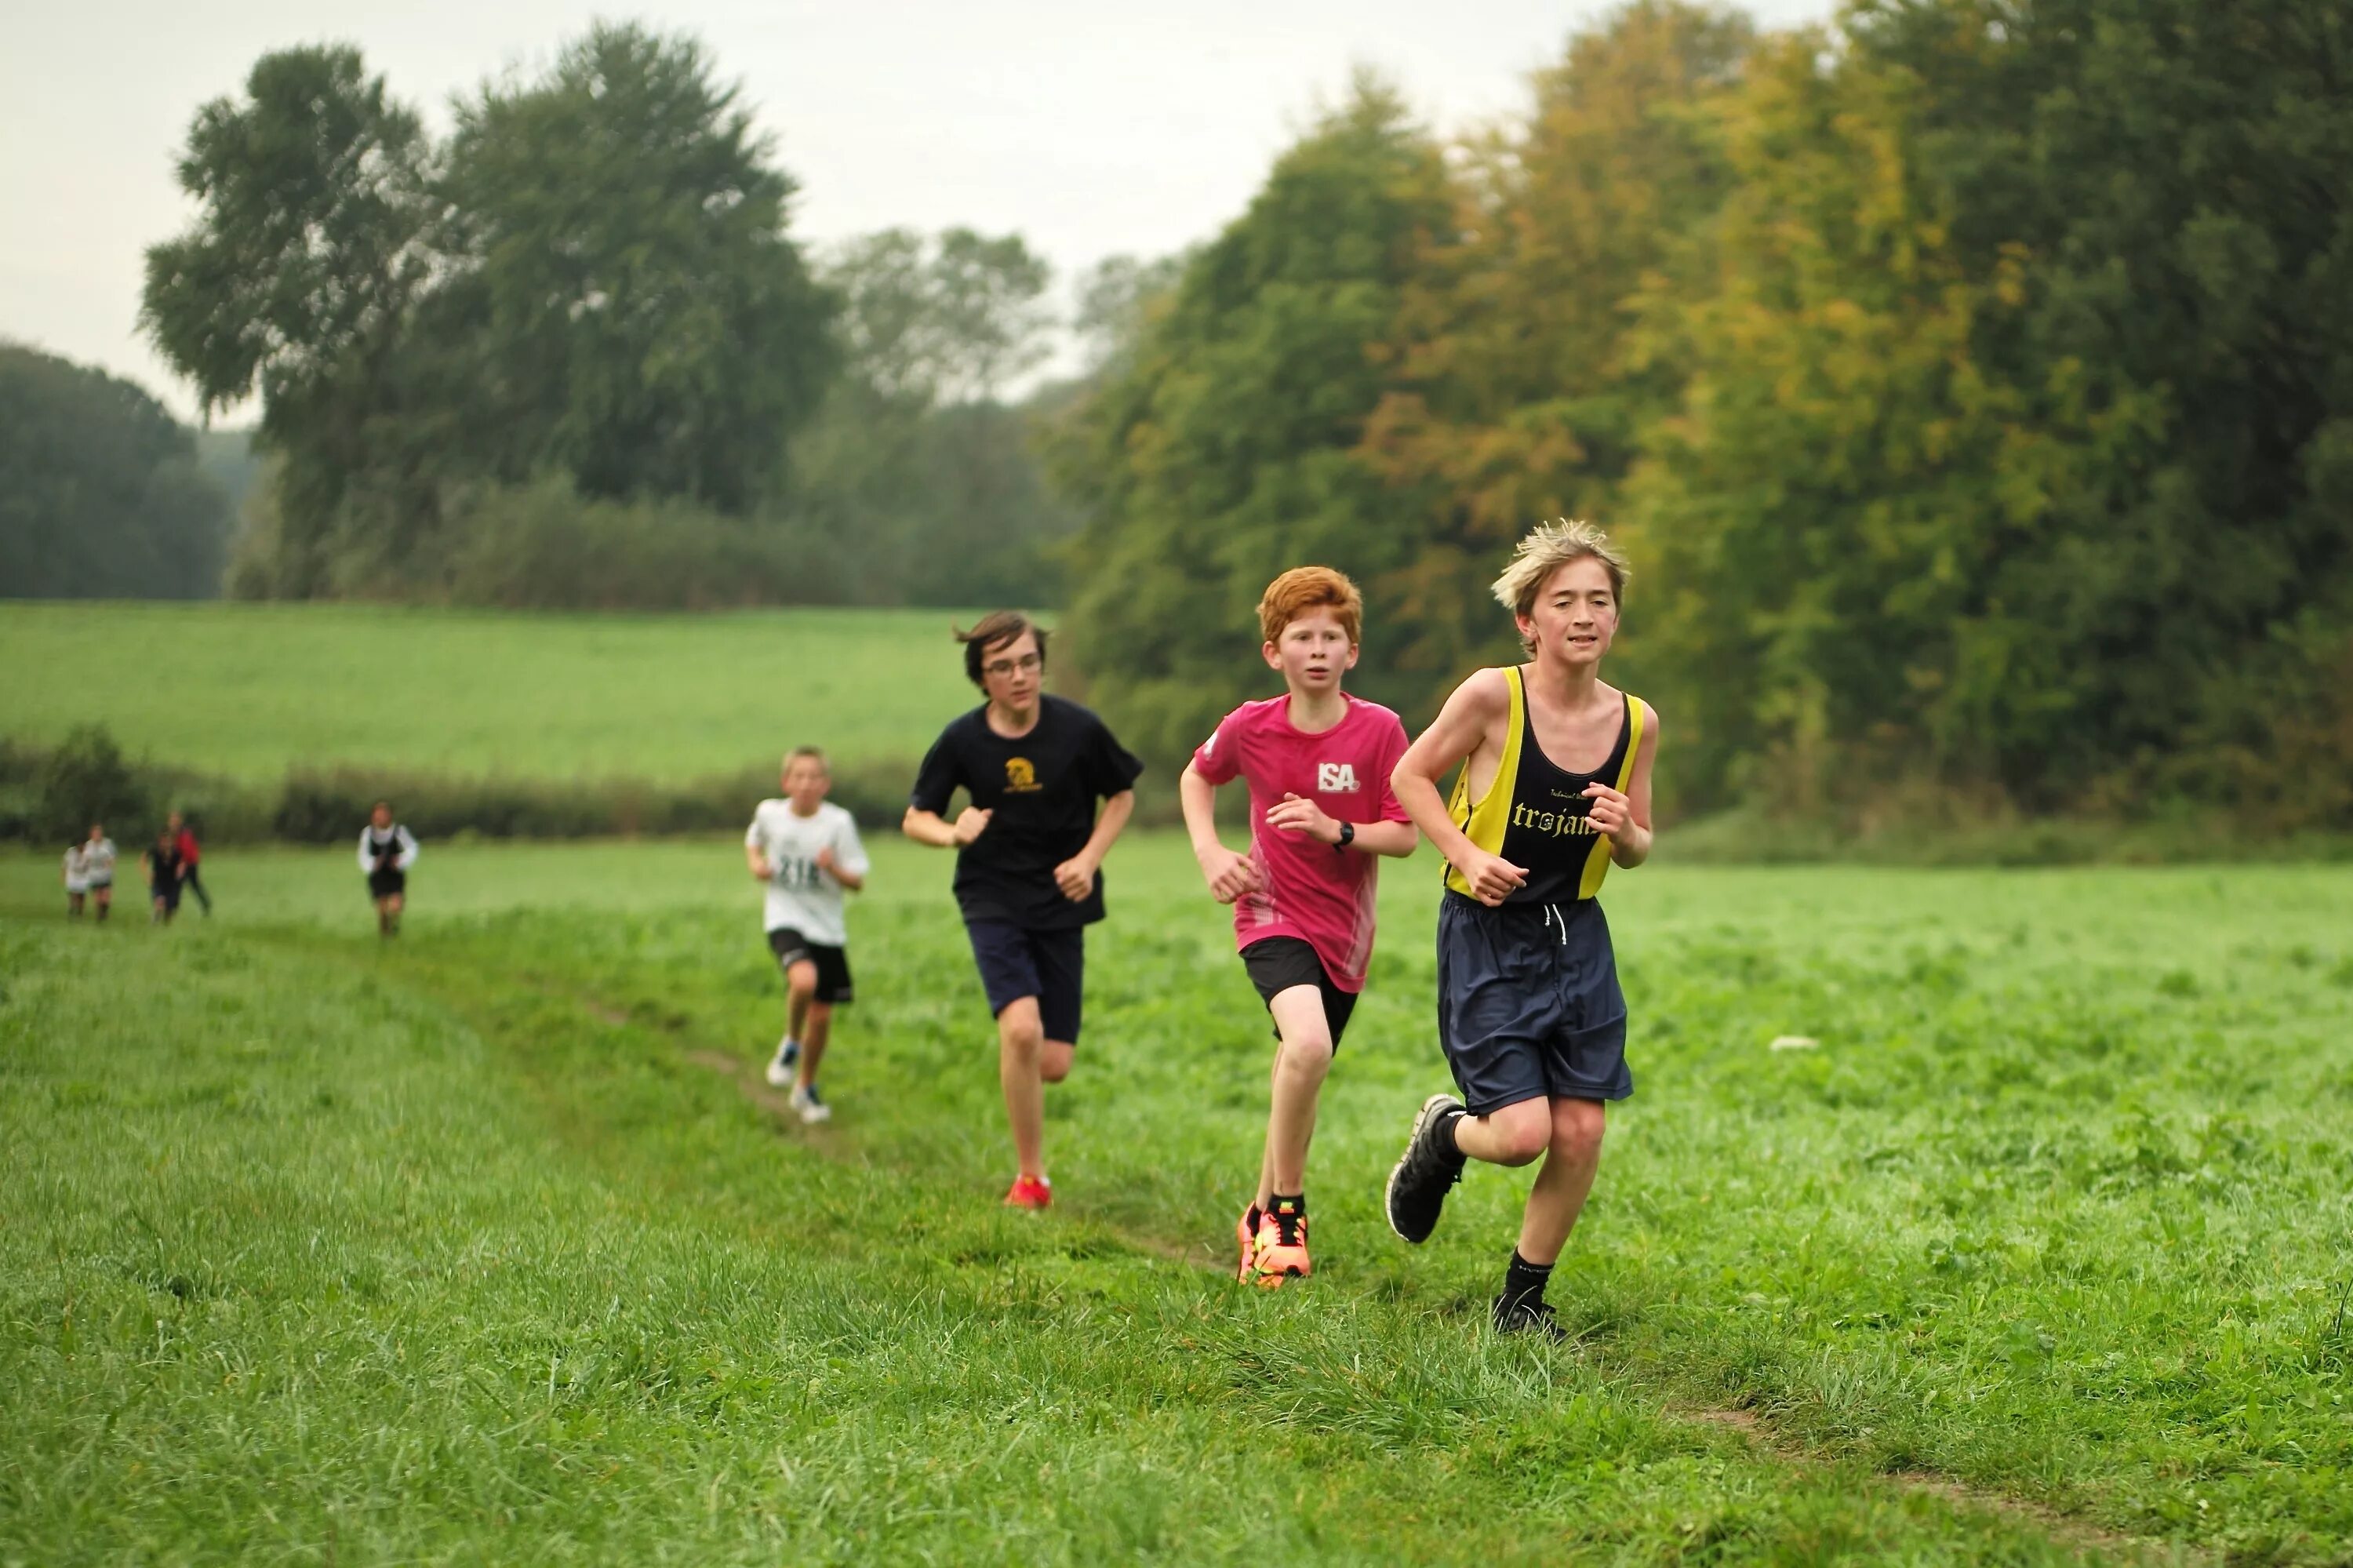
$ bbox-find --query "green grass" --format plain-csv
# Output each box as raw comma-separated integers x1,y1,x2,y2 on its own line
0,602,989,783
5,835,2351,1563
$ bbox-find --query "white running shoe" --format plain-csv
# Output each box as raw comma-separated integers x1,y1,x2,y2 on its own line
764,1037,799,1088
789,1083,831,1124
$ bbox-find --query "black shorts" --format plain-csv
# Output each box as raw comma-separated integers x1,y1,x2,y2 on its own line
966,922,1085,1045
1436,891,1631,1114
1241,937,1358,1051
367,868,406,900
151,883,181,911
767,927,853,1005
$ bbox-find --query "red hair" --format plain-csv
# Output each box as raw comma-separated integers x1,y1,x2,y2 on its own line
1257,566,1362,646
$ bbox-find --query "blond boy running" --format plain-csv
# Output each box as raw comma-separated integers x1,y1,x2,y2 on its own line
1182,568,1417,1286
1384,520,1660,1339
747,748,870,1125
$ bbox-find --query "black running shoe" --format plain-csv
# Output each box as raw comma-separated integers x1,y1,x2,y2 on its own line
1385,1093,1467,1244
1492,1295,1569,1343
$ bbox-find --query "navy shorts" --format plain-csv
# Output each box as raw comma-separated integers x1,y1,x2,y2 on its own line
1436,891,1631,1114
966,922,1086,1045
1241,937,1358,1051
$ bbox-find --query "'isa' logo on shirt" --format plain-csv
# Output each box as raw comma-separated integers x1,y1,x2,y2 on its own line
1317,762,1360,794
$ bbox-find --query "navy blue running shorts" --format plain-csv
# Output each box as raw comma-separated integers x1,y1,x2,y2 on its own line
1436,891,1631,1113
966,922,1086,1045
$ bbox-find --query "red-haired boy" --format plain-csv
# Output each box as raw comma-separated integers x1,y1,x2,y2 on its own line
1180,567,1417,1286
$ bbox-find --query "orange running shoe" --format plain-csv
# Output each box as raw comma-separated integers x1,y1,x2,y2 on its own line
1249,1199,1310,1288
1003,1173,1053,1210
1235,1203,1263,1282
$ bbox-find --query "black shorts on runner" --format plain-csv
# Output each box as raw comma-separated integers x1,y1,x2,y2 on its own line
766,927,853,1005
1436,890,1631,1113
151,883,182,912
1241,936,1358,1052
965,922,1084,1045
367,868,406,900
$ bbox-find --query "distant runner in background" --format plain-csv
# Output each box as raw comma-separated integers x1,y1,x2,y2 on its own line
746,748,870,1125
169,810,212,916
142,828,187,925
62,837,89,919
358,802,419,938
81,824,117,922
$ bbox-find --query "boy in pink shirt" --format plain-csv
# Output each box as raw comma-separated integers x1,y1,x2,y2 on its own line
1180,567,1418,1286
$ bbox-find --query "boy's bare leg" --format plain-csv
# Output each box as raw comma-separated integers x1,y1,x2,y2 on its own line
998,997,1048,1179
1257,985,1335,1208
784,961,816,1045
1515,1097,1607,1265
795,1002,834,1093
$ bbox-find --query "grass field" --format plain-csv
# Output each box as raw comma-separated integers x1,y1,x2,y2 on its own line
0,602,995,783
5,834,2351,1563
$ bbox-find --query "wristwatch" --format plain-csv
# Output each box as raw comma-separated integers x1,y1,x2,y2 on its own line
1333,820,1355,852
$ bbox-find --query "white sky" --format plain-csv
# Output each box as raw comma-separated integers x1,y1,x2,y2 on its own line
1,0,1829,421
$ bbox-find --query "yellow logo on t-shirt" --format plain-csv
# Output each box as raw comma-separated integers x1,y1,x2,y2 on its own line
1005,757,1041,792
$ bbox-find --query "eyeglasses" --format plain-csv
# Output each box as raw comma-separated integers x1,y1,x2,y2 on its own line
984,653,1042,677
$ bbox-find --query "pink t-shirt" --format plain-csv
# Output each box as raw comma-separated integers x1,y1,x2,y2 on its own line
1191,693,1413,992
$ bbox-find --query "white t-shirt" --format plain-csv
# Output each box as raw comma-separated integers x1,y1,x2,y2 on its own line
64,844,89,890
83,838,117,884
745,799,868,946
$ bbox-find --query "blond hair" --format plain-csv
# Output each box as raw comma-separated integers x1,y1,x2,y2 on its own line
1492,519,1629,650
783,746,829,773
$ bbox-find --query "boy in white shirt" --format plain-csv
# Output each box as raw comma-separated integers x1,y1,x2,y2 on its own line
745,748,870,1123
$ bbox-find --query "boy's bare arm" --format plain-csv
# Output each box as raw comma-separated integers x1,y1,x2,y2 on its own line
1053,789,1136,902
1392,670,1527,906
744,840,771,880
1182,762,1262,903
1584,703,1660,868
1260,794,1417,857
903,805,990,848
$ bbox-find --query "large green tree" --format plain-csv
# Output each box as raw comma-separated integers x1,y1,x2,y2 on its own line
437,23,836,514
1056,77,1457,762
141,45,435,596
0,344,231,598
144,29,836,596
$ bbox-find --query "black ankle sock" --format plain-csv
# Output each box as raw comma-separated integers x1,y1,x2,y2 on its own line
1270,1192,1304,1216
1501,1250,1553,1309
1434,1107,1467,1161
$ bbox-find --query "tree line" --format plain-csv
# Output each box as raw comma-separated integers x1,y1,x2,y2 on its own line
1051,0,2353,827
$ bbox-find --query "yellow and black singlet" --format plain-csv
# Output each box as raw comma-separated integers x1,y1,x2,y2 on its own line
1444,667,1647,906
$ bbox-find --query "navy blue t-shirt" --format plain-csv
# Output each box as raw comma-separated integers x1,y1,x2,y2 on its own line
910,695,1144,930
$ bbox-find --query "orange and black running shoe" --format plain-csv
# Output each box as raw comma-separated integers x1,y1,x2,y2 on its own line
1249,1199,1311,1288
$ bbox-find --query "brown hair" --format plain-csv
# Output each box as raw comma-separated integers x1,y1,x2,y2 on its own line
955,611,1048,688
783,746,828,773
1257,566,1363,647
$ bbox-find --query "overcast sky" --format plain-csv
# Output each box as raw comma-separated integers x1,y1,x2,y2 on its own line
2,0,1829,421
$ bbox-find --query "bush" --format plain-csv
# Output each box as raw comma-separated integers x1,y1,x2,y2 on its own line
34,726,151,844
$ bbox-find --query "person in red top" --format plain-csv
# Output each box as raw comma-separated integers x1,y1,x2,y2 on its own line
1180,566,1417,1287
167,810,211,917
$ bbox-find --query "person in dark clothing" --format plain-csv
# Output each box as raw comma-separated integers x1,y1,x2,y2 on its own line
142,828,187,925
902,612,1143,1209
169,810,212,915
